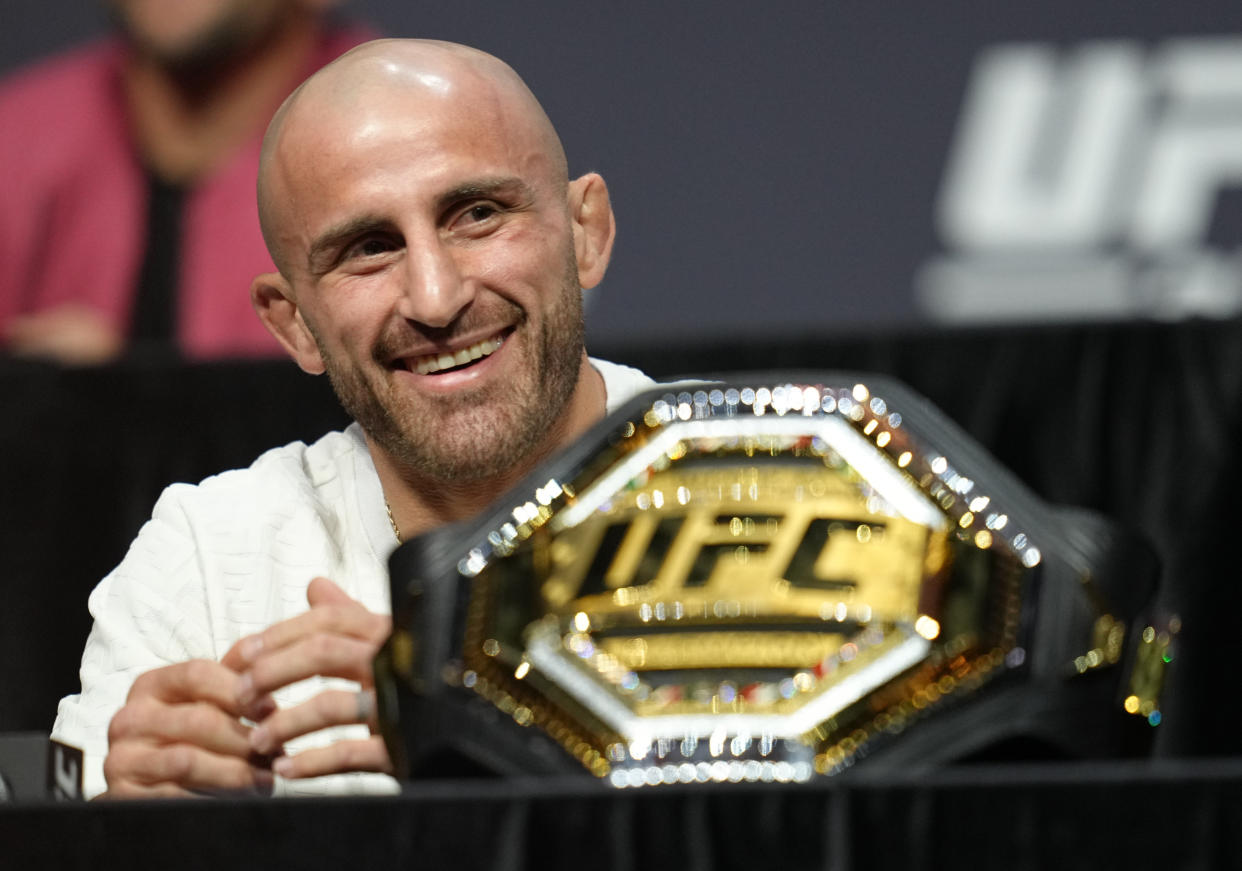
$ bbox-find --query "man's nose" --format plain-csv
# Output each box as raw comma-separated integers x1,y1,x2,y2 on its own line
394,240,473,328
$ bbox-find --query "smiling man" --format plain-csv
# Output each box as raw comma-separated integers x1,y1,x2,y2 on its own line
252,39,622,531
50,39,655,798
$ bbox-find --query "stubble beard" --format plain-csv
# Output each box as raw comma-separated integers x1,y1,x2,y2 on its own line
110,0,285,85
316,269,587,488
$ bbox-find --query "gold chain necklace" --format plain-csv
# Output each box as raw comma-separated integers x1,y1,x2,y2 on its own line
384,497,402,544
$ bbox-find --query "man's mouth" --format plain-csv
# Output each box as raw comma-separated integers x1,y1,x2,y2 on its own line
408,333,506,375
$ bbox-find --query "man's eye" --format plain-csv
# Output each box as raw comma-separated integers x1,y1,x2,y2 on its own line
464,204,498,223
347,238,395,259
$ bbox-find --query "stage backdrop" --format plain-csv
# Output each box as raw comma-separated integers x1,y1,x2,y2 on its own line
4,2,1242,344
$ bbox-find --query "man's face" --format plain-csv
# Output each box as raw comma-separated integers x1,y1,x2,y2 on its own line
109,0,294,72
270,81,588,483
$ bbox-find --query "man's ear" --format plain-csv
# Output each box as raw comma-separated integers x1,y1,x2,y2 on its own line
250,272,326,374
567,173,616,290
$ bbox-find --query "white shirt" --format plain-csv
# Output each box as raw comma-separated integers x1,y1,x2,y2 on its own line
52,359,655,798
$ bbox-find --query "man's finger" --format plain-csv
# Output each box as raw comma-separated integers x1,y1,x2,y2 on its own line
237,633,378,707
271,736,393,781
306,576,353,607
223,593,389,672
127,658,248,716
108,698,254,759
248,689,375,756
97,782,199,800
104,742,274,795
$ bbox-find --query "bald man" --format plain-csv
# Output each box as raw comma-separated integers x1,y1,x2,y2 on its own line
51,39,656,799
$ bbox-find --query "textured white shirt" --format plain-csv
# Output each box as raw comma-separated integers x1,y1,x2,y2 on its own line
52,359,656,798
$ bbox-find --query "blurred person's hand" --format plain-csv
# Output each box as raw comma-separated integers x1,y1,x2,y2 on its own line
6,304,124,365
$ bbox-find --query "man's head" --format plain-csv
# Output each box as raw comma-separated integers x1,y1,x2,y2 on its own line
252,39,616,485
108,0,337,77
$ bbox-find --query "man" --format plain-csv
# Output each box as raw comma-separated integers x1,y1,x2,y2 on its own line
51,38,655,798
0,0,366,363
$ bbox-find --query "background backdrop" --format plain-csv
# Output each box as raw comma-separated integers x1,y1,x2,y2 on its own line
6,1,1242,347
3,4,1241,761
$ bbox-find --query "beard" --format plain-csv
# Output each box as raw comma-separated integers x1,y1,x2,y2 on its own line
109,0,286,85
314,264,587,486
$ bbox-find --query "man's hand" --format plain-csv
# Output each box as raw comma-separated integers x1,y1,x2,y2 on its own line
224,577,394,781
101,659,276,798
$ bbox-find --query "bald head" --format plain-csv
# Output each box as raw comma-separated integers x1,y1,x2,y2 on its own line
257,39,569,276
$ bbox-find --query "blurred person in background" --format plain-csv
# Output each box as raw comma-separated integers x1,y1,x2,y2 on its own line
0,0,369,364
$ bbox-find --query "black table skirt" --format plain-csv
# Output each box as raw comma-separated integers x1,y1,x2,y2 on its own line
3,759,1241,870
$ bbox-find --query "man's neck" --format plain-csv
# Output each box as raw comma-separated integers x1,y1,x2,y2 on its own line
121,14,321,184
373,356,608,542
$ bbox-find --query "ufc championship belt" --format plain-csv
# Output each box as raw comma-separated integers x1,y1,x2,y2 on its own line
375,374,1174,787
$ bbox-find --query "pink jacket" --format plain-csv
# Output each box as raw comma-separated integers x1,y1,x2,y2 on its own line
0,29,367,360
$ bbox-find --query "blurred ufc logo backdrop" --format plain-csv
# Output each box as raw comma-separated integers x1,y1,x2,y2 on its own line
920,36,1242,323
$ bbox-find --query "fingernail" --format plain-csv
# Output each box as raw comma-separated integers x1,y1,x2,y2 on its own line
273,756,294,778
249,724,270,754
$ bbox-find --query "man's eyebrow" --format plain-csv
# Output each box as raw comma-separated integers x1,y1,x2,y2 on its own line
435,177,534,212
306,215,391,274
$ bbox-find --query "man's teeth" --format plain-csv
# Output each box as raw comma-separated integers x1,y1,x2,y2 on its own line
414,336,504,375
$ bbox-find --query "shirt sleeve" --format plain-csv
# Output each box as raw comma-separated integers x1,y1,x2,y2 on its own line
51,484,216,798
